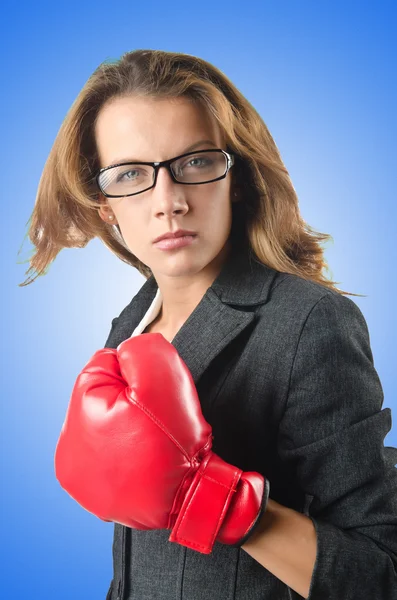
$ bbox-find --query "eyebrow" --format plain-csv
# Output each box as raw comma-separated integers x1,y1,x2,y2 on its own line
107,139,218,166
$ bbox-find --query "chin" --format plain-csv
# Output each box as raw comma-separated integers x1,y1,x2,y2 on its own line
157,255,206,277
158,241,230,278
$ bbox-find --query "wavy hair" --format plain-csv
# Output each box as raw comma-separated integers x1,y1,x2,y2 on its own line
18,49,364,297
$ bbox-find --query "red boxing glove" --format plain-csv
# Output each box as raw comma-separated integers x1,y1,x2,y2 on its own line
54,334,269,554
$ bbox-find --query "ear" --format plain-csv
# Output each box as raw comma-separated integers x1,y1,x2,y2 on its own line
232,188,242,203
230,163,243,203
97,196,118,225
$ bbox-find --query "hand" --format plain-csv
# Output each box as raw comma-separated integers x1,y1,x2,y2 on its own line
55,333,269,554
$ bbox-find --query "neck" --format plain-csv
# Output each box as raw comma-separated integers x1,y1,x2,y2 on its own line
153,241,232,331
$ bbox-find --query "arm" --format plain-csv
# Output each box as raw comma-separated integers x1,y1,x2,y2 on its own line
248,294,397,599
242,497,317,598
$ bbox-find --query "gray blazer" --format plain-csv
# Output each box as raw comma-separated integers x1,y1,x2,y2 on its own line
103,246,397,600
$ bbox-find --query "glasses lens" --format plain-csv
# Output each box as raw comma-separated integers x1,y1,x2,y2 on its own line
98,164,155,197
171,150,227,183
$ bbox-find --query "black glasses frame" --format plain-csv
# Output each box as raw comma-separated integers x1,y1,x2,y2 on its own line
96,148,235,198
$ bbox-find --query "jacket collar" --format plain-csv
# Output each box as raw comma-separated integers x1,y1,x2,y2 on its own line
109,245,281,384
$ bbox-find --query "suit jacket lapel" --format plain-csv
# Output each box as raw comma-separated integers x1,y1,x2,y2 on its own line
105,246,281,385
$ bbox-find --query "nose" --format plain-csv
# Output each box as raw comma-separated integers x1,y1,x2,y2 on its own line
151,165,188,217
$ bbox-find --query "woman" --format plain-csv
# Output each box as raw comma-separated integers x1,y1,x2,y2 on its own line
22,50,397,600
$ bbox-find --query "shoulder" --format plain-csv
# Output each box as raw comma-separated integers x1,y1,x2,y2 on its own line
267,270,367,328
251,269,371,368
270,274,374,383
103,293,147,349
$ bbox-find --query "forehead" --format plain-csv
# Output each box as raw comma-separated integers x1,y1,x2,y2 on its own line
94,96,223,165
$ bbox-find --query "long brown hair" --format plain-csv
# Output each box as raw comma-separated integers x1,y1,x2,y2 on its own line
18,49,364,297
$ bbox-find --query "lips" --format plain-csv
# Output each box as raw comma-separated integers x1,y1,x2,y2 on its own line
153,230,197,243
154,235,197,250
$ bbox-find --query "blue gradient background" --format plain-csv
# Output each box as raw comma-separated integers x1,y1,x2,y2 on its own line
3,1,396,598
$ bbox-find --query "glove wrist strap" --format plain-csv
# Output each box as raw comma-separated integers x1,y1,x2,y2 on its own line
168,452,242,554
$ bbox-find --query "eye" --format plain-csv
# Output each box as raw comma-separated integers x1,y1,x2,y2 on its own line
185,156,211,168
116,168,141,182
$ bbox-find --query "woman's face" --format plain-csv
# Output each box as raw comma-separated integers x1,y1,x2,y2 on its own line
95,95,236,281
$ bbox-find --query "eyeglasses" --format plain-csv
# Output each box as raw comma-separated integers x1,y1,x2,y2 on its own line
96,148,235,198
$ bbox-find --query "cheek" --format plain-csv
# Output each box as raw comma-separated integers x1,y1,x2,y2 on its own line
210,191,233,221
199,184,232,215
202,199,233,239
113,202,143,228
111,206,142,244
